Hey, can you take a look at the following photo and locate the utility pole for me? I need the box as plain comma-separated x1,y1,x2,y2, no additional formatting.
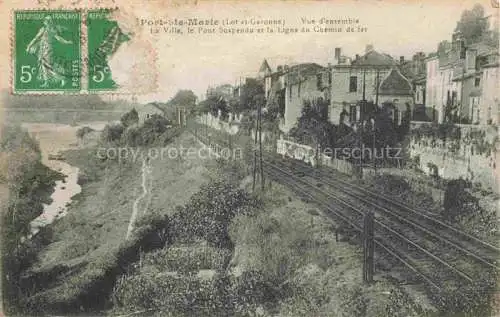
358,68,367,179
363,210,375,284
252,107,259,191
252,99,265,192
374,69,380,173
362,68,367,102
459,66,465,125
258,100,264,191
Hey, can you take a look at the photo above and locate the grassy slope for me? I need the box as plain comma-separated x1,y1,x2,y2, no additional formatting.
107,156,435,316
23,132,211,310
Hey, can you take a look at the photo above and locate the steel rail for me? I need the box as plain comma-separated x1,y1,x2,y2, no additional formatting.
189,127,492,287
264,165,443,291
273,156,500,271
264,160,475,283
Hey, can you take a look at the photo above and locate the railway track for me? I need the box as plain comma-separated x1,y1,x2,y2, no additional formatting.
268,157,499,270
188,125,499,293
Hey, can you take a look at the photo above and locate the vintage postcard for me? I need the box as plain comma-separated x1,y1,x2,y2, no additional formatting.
0,0,499,316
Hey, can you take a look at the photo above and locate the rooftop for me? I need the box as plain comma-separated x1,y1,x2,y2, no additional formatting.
349,50,397,67
379,68,413,96
259,59,272,75
285,63,327,85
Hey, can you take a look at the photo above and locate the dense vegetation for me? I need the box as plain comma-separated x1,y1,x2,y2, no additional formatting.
0,125,64,315
101,110,177,147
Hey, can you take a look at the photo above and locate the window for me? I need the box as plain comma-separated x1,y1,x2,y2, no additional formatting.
474,77,481,87
289,86,292,99
349,76,358,92
476,56,488,70
328,72,332,86
298,83,301,98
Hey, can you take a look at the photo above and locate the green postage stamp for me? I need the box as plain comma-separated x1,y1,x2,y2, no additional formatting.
13,10,81,93
87,9,130,91
12,8,131,93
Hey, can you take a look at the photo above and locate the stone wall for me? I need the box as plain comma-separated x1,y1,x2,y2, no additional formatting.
196,113,242,135
276,138,354,174
408,124,498,192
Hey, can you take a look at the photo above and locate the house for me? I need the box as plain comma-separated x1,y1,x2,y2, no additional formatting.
479,49,499,125
452,43,499,125
206,84,234,101
282,63,329,133
377,68,414,125
424,33,466,123
425,28,499,125
138,103,166,124
330,45,413,124
263,63,286,117
424,53,442,122
257,60,330,133
400,52,428,120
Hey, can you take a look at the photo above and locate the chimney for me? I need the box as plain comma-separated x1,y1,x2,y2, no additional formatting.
334,47,341,61
355,54,360,60
400,56,405,64
365,44,374,53
284,65,289,72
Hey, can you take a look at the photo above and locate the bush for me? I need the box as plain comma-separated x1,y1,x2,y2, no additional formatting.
120,125,142,147
101,123,124,143
141,242,231,273
373,174,411,194
169,180,260,249
443,179,480,222
120,109,139,128
112,271,228,314
120,115,176,147
230,270,276,313
76,126,95,139
338,284,368,317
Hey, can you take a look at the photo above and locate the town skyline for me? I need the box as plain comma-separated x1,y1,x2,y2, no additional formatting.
129,0,498,104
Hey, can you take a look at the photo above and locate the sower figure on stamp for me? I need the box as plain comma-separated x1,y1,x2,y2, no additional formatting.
26,16,73,88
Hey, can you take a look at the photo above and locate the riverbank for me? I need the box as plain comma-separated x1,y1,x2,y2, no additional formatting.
0,124,66,315
21,123,109,237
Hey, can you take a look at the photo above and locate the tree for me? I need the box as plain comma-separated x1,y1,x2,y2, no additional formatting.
373,103,398,148
101,123,124,143
289,98,336,150
239,78,265,112
455,4,489,45
139,114,172,145
120,108,139,127
167,90,197,113
227,96,243,114
200,94,229,119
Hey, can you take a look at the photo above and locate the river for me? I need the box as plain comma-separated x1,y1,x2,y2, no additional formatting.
21,122,110,237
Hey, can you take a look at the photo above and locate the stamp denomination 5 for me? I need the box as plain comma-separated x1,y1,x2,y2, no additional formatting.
13,10,81,93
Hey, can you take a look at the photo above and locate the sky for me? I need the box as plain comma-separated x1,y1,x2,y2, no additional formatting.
0,0,498,106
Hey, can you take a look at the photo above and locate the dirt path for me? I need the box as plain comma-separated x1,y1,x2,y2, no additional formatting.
126,158,152,239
